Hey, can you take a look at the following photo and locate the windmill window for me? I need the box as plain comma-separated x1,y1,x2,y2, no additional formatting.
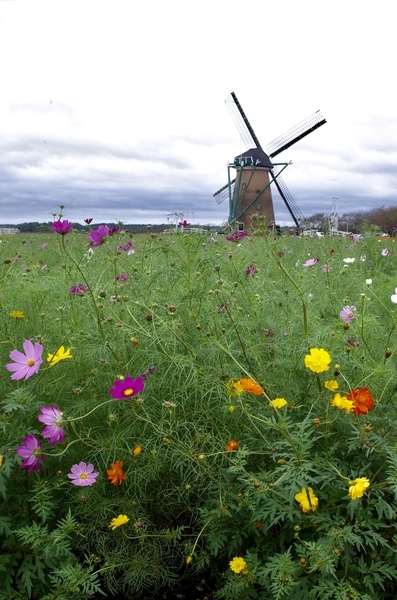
242,183,246,190
256,203,262,211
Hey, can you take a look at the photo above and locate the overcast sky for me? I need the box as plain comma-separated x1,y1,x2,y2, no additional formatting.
1,0,396,226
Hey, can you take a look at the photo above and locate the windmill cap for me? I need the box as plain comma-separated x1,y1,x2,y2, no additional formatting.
233,148,273,169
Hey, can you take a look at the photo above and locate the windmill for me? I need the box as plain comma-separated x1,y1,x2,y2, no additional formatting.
214,92,327,231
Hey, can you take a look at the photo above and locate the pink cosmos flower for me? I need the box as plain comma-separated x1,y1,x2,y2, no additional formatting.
51,219,73,235
38,405,65,445
245,264,258,276
109,376,145,400
340,305,356,323
67,462,99,486
109,226,120,235
41,243,48,249
117,242,134,252
226,231,247,242
69,284,88,296
303,258,319,267
17,434,46,473
88,225,110,247
115,273,129,281
179,220,191,227
382,248,389,256
84,218,93,224
6,340,43,380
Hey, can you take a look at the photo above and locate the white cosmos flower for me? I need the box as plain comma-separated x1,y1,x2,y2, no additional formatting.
365,279,372,285
343,258,355,263
391,288,397,304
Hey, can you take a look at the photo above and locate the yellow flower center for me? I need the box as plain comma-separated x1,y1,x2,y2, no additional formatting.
27,359,35,367
124,388,133,396
79,473,88,479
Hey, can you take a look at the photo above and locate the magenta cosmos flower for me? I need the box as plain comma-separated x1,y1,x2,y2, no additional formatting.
245,264,258,276
179,220,191,227
67,462,99,486
6,340,43,380
340,305,357,323
51,219,73,235
17,434,46,473
69,284,88,296
87,225,110,247
38,405,65,445
115,273,128,281
109,376,145,399
117,241,134,252
226,231,247,242
84,218,93,224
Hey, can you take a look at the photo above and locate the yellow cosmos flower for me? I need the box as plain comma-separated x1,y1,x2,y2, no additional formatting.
133,445,142,457
9,310,25,319
229,556,247,574
304,348,331,373
324,379,339,391
330,393,354,413
47,346,73,366
348,477,370,500
109,514,129,530
269,398,288,409
226,379,244,396
294,487,319,512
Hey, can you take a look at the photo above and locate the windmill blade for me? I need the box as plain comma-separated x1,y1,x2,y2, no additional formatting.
267,110,326,158
213,180,235,204
271,166,306,229
225,92,263,150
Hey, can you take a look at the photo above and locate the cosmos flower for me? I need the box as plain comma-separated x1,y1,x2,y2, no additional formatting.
115,273,129,281
17,434,46,473
109,226,120,235
109,514,129,530
324,380,339,392
303,258,319,267
9,310,25,319
41,243,48,249
109,376,145,399
269,398,287,409
365,279,372,285
360,254,366,262
245,264,258,276
304,348,331,373
107,460,126,485
47,346,73,366
6,340,43,380
343,257,355,264
229,557,247,574
84,218,93,224
87,225,110,247
391,288,397,304
117,242,134,252
294,487,319,512
67,462,99,486
239,378,264,395
339,306,356,323
133,445,142,457
178,220,191,227
69,284,87,296
329,393,354,413
348,477,370,500
225,440,239,452
381,248,389,256
38,405,65,444
226,379,244,396
51,219,73,235
226,231,247,242
347,387,374,415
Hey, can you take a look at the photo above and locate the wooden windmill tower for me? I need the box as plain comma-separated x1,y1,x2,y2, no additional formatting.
214,92,327,231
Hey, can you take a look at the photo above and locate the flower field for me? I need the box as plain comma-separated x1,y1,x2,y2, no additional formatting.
2,214,397,599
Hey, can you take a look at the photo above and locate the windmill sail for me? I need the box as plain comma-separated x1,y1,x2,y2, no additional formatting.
213,179,235,204
271,167,306,228
225,92,262,150
266,110,326,158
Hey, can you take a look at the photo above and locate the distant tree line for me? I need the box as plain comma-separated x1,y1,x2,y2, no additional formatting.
306,205,397,235
0,222,177,234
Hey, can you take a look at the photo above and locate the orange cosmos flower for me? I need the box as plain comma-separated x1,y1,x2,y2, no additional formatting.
239,378,264,395
107,460,126,485
347,387,374,415
133,445,142,457
225,440,239,452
